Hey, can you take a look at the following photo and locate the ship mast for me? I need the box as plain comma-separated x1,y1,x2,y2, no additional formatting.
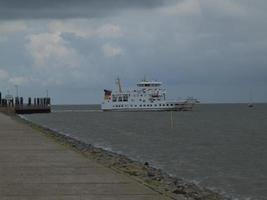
116,77,122,93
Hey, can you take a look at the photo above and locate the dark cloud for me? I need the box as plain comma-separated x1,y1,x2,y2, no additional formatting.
0,0,167,19
1,0,267,103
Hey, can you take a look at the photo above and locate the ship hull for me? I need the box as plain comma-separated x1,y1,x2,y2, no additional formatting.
101,102,194,112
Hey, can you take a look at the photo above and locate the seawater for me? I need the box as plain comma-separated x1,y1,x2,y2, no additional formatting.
23,104,267,200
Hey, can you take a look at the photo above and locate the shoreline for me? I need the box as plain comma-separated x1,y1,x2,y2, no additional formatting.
15,114,229,200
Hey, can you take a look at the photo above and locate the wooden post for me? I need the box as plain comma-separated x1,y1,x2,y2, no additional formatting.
170,111,174,128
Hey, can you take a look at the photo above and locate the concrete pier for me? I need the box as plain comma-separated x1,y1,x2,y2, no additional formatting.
0,113,169,200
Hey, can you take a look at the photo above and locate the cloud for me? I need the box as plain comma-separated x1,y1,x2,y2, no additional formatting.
0,21,28,33
0,0,166,19
0,0,267,103
25,32,81,68
48,20,123,38
0,68,30,86
0,69,9,80
159,0,246,17
97,24,123,38
0,36,8,43
102,43,123,57
8,76,29,86
201,0,246,17
160,0,201,16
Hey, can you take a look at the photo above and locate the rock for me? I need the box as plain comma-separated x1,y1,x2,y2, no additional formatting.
144,161,149,166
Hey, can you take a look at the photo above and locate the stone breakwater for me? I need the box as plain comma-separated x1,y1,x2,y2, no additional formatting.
18,116,230,200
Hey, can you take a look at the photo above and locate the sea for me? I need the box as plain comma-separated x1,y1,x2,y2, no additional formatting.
22,104,267,200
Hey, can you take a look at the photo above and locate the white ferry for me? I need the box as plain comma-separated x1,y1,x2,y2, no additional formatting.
101,78,198,111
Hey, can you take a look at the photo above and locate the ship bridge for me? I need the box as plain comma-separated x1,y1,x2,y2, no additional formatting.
137,81,162,87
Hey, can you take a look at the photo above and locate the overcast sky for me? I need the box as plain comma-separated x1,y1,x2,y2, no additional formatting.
0,0,266,104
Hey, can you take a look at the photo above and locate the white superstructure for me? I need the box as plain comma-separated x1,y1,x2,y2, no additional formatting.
101,78,198,111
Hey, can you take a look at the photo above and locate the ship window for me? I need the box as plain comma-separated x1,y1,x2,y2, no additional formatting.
112,95,117,102
118,96,122,102
139,99,142,101
171,104,173,106
163,104,165,106
140,105,142,107
159,104,161,106
123,95,128,102
135,105,137,107
155,104,157,106
167,104,169,106
143,104,146,107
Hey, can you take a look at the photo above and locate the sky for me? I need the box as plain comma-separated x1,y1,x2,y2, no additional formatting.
0,0,267,104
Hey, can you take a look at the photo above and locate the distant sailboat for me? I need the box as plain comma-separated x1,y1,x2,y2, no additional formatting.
248,90,254,108
248,103,254,108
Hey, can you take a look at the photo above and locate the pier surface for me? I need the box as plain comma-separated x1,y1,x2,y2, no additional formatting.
0,113,169,200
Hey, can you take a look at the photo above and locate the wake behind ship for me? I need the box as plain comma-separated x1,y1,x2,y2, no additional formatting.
101,78,198,111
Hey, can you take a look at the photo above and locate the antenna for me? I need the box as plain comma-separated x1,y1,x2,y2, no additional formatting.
143,75,147,82
46,89,49,98
116,77,122,93
15,85,18,97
